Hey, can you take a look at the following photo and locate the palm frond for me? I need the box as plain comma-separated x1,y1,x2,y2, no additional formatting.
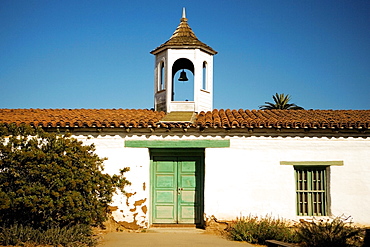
259,93,304,110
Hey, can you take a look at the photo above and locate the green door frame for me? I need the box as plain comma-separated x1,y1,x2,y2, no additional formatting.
150,148,205,227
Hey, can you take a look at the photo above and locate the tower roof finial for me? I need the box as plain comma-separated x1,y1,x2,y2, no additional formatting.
182,7,186,19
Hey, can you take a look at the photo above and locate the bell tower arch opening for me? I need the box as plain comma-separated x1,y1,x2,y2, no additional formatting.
160,61,165,91
202,61,207,90
172,58,194,101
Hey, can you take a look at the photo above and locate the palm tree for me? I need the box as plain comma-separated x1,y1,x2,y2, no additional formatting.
259,93,304,110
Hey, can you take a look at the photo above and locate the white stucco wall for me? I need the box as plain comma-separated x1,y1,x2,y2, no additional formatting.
205,136,370,225
74,133,370,227
75,134,151,229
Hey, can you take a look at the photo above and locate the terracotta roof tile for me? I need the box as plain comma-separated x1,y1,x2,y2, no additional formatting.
195,109,370,130
0,108,370,131
0,109,165,128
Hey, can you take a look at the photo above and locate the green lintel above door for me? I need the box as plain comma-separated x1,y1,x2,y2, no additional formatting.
125,140,230,148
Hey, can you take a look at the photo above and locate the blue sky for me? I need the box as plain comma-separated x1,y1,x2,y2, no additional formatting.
1,0,369,110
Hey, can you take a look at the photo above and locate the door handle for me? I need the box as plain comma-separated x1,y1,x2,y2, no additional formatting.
178,187,183,191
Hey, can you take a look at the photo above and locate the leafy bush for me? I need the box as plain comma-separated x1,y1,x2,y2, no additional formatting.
297,216,364,247
0,223,96,246
227,215,298,244
0,124,130,230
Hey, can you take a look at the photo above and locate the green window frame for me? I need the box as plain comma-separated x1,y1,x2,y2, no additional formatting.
295,166,328,216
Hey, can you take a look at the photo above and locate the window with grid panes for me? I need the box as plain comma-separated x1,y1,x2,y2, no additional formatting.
295,166,328,216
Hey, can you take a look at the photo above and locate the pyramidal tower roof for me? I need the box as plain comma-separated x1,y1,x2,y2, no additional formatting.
151,8,217,55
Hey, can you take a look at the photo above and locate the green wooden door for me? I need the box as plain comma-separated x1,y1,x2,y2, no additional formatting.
152,155,203,224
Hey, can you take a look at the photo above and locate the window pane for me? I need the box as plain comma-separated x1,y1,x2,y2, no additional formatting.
295,167,327,216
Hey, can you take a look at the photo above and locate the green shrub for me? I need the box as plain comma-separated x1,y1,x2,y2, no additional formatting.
0,223,97,246
297,216,364,247
227,215,298,244
0,124,130,230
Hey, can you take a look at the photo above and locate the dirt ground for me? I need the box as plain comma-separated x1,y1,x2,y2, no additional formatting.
95,219,263,247
96,230,258,247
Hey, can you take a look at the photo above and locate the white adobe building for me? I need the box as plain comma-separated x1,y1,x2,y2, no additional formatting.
1,9,370,229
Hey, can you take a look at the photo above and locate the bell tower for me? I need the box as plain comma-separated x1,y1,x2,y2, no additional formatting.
151,8,217,113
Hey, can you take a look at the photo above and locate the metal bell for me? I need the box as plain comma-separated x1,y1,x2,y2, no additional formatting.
178,70,188,81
